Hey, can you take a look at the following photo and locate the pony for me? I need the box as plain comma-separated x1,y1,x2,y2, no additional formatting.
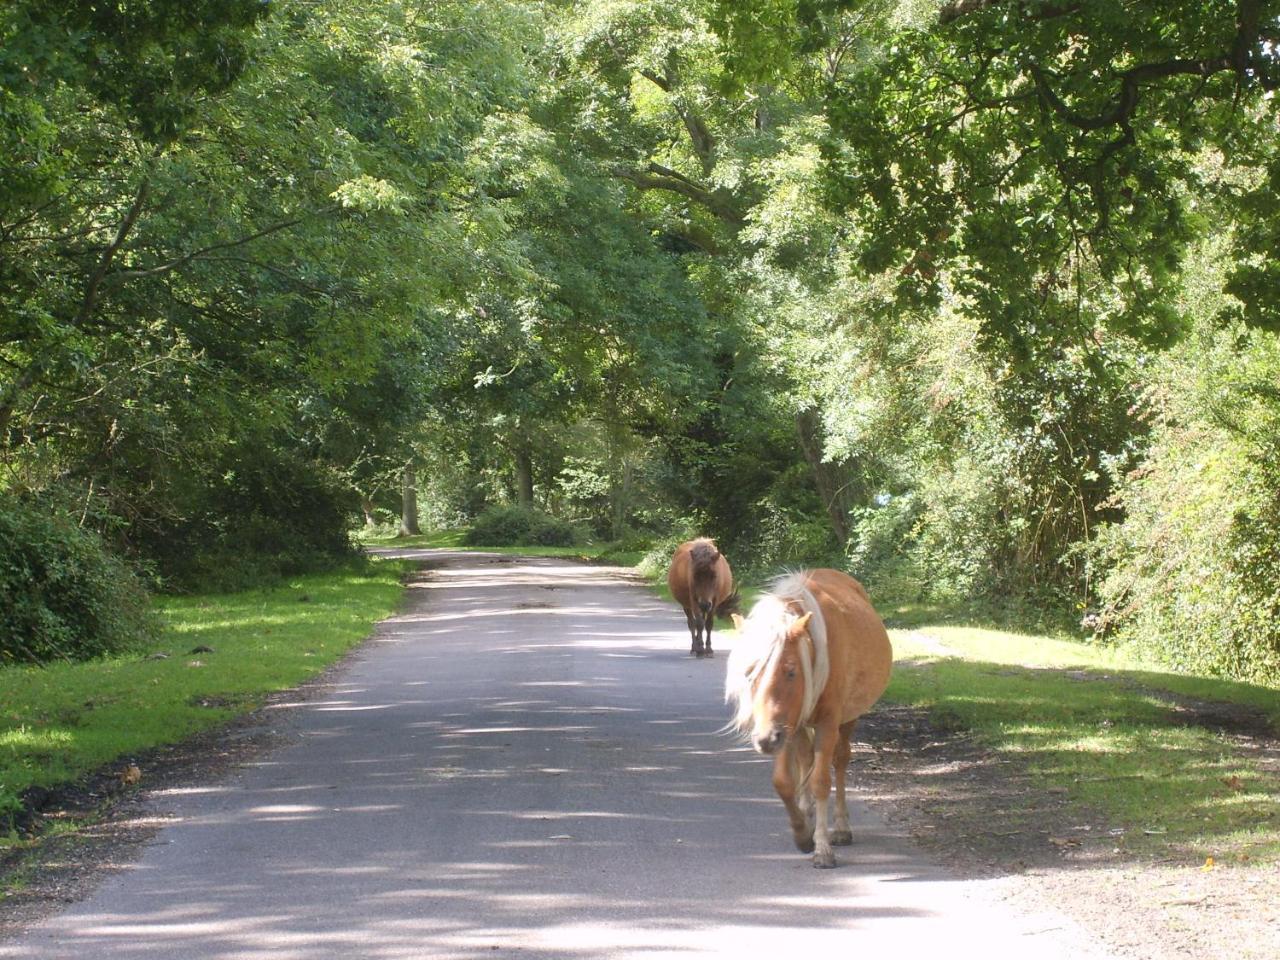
667,538,738,658
724,569,892,868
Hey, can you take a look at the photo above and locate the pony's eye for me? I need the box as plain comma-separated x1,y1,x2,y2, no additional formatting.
785,668,797,680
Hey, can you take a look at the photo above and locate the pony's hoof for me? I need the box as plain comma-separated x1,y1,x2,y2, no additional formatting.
831,829,853,846
812,850,837,869
703,648,714,658
794,835,816,854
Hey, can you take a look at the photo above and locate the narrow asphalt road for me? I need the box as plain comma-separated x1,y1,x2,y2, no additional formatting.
3,551,1113,959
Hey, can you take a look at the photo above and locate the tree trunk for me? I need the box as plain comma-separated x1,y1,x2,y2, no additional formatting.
514,443,534,508
795,408,857,548
399,462,420,536
611,454,633,542
607,420,634,541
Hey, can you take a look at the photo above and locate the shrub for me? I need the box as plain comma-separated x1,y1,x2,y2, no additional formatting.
132,446,357,592
848,493,928,604
1094,423,1280,685
636,519,704,579
0,500,156,663
463,505,579,547
1092,324,1280,685
733,495,838,580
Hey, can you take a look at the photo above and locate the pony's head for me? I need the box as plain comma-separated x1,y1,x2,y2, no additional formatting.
688,541,723,617
724,577,828,755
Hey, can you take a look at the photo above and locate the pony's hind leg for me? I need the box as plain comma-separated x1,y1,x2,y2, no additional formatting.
830,720,857,846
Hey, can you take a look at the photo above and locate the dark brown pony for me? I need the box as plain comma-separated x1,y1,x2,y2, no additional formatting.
667,538,738,658
724,569,892,868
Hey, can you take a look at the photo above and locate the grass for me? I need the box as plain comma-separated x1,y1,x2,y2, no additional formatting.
886,624,1280,863
1,557,413,845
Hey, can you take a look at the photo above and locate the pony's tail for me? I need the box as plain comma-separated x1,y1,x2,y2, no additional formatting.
715,589,741,621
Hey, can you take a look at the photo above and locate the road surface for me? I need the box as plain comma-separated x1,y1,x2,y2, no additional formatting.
2,551,1112,959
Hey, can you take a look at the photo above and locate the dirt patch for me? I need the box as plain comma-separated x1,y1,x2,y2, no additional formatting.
1135,685,1279,742
854,704,1111,873
854,700,1280,960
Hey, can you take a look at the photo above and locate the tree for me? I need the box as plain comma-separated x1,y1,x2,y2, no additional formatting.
712,0,1280,347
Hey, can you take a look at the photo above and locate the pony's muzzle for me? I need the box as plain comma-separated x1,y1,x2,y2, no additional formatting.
754,727,787,755
698,600,713,615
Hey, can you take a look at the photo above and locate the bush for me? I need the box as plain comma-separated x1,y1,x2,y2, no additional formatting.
733,495,838,580
1092,323,1280,685
132,446,358,592
636,520,704,579
463,505,579,547
0,500,156,663
1094,422,1280,685
848,493,928,604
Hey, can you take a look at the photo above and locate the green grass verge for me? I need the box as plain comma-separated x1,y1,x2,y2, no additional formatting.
1,558,414,843
888,626,1280,863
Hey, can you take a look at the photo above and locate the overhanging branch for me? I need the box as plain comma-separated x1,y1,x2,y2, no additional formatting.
613,162,745,226
105,216,310,284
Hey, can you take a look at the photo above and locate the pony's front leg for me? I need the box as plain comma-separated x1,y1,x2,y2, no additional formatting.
703,613,714,657
771,743,814,853
830,720,857,846
684,610,702,657
809,721,840,868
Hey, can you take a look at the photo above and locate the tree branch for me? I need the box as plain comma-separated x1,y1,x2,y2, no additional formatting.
612,162,745,225
638,68,670,92
1021,0,1274,134
74,176,151,327
1030,52,1245,135
105,216,309,284
638,63,716,173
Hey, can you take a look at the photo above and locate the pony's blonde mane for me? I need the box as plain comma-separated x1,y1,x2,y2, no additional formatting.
724,571,830,736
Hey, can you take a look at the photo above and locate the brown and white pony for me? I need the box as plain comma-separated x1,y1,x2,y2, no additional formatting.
667,538,738,658
724,569,892,868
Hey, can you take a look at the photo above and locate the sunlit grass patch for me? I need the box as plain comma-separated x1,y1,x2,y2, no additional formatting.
884,625,1280,863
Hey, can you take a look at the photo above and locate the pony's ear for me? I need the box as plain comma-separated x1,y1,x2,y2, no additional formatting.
731,613,745,631
788,612,813,638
